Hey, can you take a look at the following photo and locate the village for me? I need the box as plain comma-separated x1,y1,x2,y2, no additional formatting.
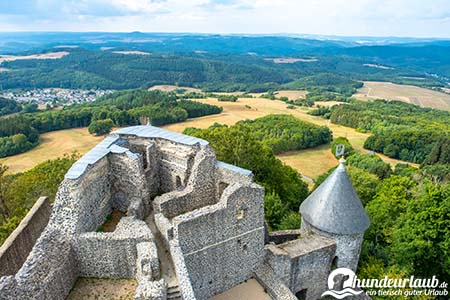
1,88,113,106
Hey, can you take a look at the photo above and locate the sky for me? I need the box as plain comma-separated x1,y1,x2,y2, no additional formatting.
0,0,450,37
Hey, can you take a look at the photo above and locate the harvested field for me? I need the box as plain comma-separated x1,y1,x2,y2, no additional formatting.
353,81,450,111
112,51,150,55
164,97,418,179
265,57,318,63
0,128,103,174
278,144,337,180
2,95,417,178
275,90,308,100
0,51,69,64
148,85,202,93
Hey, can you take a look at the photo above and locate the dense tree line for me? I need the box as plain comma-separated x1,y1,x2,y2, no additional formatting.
1,47,444,93
88,119,114,136
217,95,238,102
283,73,363,102
237,115,332,154
183,122,309,231
0,153,78,244
329,100,450,164
0,97,22,116
314,140,450,290
0,90,222,158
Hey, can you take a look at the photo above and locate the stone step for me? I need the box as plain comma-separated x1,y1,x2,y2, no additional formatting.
167,285,181,300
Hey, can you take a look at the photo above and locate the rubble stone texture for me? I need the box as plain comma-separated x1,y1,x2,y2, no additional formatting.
0,125,369,300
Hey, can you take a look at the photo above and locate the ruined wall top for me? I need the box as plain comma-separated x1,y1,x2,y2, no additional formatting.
65,125,210,180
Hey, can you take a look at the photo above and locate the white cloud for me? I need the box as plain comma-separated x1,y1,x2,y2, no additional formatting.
0,0,449,37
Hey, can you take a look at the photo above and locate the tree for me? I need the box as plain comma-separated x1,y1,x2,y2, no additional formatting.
264,192,288,230
391,182,450,279
23,103,39,113
88,119,114,136
346,152,392,179
278,212,301,230
364,176,415,262
0,154,78,245
331,136,354,158
0,164,11,220
347,166,380,205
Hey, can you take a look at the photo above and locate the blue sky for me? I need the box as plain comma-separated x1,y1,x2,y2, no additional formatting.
1,0,450,37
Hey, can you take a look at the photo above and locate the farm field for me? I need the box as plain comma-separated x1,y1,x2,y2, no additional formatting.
1,95,418,178
148,85,202,93
0,128,103,174
274,90,308,100
0,51,69,64
163,97,417,179
353,81,450,111
278,144,337,180
112,50,150,55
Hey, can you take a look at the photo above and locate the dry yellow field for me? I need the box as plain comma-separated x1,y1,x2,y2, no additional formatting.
164,97,418,179
274,90,308,100
353,81,450,111
1,95,418,178
0,51,69,64
112,50,150,55
148,85,202,93
278,144,337,179
0,128,103,174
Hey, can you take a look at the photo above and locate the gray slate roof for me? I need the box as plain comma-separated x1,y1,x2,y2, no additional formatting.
300,161,370,234
114,125,209,146
65,125,209,180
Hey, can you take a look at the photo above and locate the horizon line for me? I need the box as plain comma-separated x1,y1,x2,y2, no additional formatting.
0,31,449,40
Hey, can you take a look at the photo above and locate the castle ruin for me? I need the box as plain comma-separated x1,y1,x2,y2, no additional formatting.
0,125,370,300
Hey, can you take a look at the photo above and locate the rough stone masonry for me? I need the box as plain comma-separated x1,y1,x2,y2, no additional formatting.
0,125,370,300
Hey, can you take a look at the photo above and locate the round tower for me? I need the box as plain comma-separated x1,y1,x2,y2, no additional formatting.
299,158,370,271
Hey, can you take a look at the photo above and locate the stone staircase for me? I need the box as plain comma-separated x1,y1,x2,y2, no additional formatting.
167,285,182,300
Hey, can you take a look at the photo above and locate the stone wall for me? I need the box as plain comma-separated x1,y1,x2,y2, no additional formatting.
0,196,51,277
301,220,363,272
154,146,217,219
172,183,265,299
267,229,303,245
265,233,336,300
125,135,200,194
0,228,78,300
109,149,150,218
51,157,112,235
254,263,298,300
74,217,153,278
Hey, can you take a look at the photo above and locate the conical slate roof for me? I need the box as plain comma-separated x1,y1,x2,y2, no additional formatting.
300,159,370,234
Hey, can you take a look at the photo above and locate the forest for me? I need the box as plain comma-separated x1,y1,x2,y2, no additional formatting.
0,45,447,93
0,153,79,244
0,90,222,158
328,100,450,164
184,121,449,291
0,97,22,116
236,115,332,154
310,139,450,292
